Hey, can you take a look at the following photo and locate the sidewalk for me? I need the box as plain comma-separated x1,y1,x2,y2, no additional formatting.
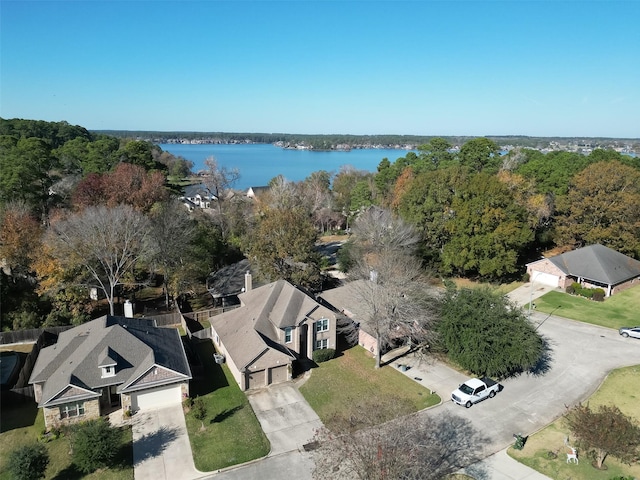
382,349,552,480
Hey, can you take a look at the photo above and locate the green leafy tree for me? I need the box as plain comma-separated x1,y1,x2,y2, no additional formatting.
458,137,500,173
441,173,533,278
565,404,640,470
192,396,208,429
7,442,49,480
516,150,591,196
244,206,321,290
437,286,544,378
416,137,454,170
119,139,158,170
396,166,470,267
555,160,640,257
0,136,58,218
71,418,121,473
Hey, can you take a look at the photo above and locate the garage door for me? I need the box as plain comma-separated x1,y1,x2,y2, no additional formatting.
532,272,560,287
130,384,182,411
246,370,265,390
268,365,288,385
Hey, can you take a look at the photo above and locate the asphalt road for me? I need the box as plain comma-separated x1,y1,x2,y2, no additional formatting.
203,311,640,479
421,311,640,455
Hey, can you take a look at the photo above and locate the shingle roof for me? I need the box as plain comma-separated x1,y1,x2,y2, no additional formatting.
549,244,640,285
320,279,375,334
210,280,326,370
29,316,191,407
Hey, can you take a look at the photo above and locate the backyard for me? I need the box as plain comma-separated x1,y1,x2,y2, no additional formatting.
533,285,640,330
299,345,440,429
509,364,640,479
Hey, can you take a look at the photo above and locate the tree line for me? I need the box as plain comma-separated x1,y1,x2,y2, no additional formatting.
1,118,640,332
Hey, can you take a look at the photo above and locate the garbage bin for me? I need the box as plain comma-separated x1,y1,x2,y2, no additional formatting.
214,354,225,364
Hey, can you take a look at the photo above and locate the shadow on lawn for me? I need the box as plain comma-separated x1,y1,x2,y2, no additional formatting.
0,401,38,433
211,405,244,424
191,339,229,396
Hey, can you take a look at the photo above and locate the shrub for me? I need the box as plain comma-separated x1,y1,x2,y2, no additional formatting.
312,348,336,363
565,285,575,295
522,272,530,283
7,442,49,480
593,288,605,302
71,418,121,473
192,396,207,422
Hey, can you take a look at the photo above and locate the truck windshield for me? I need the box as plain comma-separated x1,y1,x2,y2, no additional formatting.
459,383,474,395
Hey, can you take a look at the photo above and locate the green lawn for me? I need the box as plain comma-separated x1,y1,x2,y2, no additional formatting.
509,365,640,479
299,346,440,429
532,286,640,330
185,340,269,471
0,404,133,480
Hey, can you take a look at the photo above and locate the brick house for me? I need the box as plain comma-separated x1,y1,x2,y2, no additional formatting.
29,316,191,429
210,278,338,390
526,244,640,297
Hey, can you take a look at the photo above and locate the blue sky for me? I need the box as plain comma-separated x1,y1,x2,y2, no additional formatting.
1,0,639,137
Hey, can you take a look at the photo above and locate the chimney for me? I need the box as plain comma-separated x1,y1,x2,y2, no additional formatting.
244,271,252,292
124,299,134,318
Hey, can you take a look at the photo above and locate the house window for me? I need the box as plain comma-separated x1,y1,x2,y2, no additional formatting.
315,318,329,333
284,327,292,343
59,402,85,419
316,339,328,350
101,365,115,378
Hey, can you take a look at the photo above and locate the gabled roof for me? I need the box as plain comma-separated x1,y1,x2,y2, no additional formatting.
211,280,327,370
29,316,191,407
182,184,216,199
548,244,640,285
319,279,375,334
246,186,270,198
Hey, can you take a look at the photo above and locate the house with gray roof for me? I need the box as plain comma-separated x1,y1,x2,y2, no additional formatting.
526,244,640,297
29,316,191,429
211,279,338,390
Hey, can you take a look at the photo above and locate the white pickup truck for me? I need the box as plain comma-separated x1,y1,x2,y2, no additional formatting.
451,377,500,408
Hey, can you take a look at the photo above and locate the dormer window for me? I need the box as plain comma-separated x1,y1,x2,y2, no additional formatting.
99,347,118,378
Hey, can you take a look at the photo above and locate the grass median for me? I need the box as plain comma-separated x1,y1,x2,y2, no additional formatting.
508,365,640,479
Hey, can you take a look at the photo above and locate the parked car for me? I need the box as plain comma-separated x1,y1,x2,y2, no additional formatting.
619,327,640,339
451,377,500,408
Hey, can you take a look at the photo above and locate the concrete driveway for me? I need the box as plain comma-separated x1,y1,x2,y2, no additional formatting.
246,382,323,456
132,404,201,480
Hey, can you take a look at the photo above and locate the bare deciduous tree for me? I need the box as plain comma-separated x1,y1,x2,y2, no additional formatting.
149,198,196,309
341,207,438,368
312,403,488,480
202,156,240,239
46,204,153,315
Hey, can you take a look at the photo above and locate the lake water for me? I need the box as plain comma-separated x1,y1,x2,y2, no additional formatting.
158,143,412,190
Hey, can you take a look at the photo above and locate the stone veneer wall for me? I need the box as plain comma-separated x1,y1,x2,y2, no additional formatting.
43,398,100,429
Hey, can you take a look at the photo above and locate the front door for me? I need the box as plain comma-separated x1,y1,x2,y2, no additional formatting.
109,385,121,407
299,324,309,358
